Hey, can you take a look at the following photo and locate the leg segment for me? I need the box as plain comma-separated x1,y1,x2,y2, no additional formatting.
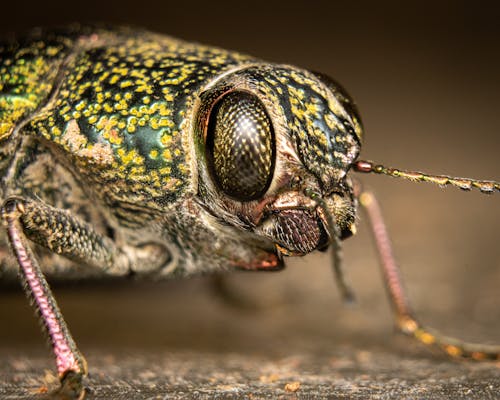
1,196,170,397
8,196,129,275
2,198,87,397
359,190,500,360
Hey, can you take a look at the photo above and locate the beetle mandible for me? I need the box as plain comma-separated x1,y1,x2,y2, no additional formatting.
1,26,499,398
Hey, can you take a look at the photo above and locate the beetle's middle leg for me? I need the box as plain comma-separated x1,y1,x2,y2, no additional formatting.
1,196,170,397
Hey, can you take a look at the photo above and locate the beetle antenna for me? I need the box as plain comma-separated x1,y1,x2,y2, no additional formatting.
353,160,500,194
304,189,356,304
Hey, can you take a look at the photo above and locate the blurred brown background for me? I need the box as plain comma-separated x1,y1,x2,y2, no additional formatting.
0,1,499,398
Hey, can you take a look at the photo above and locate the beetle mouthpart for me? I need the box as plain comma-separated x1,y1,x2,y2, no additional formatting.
304,189,357,303
259,209,327,255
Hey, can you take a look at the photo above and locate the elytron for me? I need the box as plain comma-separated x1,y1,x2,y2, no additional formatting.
1,25,498,398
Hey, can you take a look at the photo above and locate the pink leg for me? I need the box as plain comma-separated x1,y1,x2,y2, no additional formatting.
359,190,500,360
2,198,86,398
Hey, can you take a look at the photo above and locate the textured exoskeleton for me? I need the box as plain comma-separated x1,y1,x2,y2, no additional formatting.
1,26,498,399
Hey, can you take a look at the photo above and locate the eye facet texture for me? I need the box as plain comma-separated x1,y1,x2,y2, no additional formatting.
207,91,275,201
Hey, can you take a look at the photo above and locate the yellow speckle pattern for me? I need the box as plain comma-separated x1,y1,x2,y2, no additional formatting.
2,27,254,207
0,32,71,140
1,27,362,209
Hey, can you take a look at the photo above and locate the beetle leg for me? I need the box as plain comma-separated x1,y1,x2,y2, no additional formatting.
0,196,170,397
359,190,500,360
1,197,87,398
2,196,172,275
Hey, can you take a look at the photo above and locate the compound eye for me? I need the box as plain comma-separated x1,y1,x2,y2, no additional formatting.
206,91,275,201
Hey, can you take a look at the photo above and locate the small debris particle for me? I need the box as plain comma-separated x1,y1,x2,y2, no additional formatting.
34,386,48,394
259,373,280,383
215,385,239,392
284,381,301,392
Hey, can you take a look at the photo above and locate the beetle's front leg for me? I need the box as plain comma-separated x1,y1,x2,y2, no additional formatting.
1,198,88,399
0,196,170,398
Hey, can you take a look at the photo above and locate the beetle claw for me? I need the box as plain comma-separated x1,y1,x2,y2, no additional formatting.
45,370,85,400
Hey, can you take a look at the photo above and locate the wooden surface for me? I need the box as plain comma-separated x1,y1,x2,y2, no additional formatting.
1,346,499,399
0,249,499,399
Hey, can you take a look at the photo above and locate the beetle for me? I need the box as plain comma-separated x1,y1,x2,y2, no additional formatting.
1,25,499,399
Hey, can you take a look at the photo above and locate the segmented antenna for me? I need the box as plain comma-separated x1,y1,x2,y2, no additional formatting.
354,160,500,194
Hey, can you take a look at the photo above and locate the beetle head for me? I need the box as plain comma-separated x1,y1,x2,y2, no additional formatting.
194,65,363,259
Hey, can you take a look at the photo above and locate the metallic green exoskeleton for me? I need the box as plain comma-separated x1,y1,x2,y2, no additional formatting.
0,26,361,278
1,26,499,398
